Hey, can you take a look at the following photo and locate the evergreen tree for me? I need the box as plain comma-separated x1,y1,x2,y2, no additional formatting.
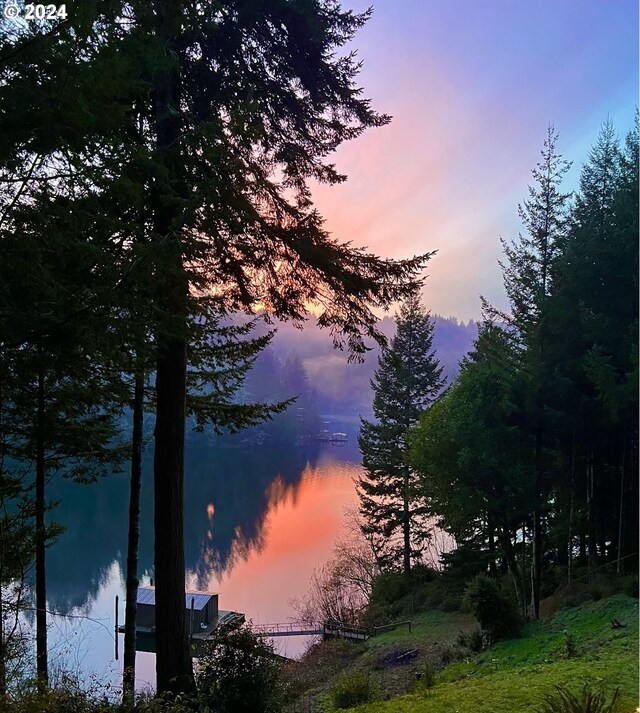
120,305,279,702
0,442,34,699
357,288,444,573
546,118,638,579
0,180,131,687
487,126,572,618
3,0,430,693
132,2,430,691
498,125,572,337
409,323,534,614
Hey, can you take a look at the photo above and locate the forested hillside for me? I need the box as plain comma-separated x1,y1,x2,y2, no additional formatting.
244,314,477,416
409,122,638,610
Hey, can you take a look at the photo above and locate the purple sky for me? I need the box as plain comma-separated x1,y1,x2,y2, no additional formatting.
311,0,638,321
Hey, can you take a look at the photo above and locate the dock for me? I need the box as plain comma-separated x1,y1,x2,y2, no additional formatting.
116,587,372,656
116,586,245,657
253,620,368,641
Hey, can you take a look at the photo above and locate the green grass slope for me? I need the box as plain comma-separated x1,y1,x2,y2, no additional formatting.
350,595,638,713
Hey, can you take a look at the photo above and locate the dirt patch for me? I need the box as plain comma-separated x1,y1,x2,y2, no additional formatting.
379,648,421,668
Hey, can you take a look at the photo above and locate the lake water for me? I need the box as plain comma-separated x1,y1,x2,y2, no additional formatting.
41,416,364,692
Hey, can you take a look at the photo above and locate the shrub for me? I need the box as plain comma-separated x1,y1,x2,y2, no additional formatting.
360,601,389,629
3,689,117,713
458,628,484,652
136,692,198,713
370,571,408,608
417,661,435,691
331,671,374,709
196,625,283,713
410,564,438,585
564,631,577,658
589,585,603,601
440,596,462,613
464,575,522,642
622,574,638,598
538,685,619,713
440,645,458,665
440,542,493,580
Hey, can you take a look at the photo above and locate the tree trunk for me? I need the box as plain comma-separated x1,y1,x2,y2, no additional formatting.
0,574,5,699
520,522,528,617
402,473,411,575
531,430,542,619
578,533,586,567
598,528,607,566
616,434,626,576
587,452,598,577
567,431,575,585
487,514,497,576
122,364,144,703
0,384,5,698
152,0,195,695
35,366,48,689
498,528,524,616
0,597,4,700
154,337,192,693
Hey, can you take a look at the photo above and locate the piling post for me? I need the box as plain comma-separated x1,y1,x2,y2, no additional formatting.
114,595,119,661
189,597,195,644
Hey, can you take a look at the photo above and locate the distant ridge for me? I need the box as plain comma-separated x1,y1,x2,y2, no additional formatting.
243,313,477,415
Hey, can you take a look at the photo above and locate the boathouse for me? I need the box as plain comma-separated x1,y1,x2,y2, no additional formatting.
136,586,219,632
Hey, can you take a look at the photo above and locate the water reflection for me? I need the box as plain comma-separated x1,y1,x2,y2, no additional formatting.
190,457,361,628
44,420,363,683
185,441,327,586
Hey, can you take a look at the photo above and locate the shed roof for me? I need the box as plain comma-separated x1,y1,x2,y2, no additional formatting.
136,586,217,612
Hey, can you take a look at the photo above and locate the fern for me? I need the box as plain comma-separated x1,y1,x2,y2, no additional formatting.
539,685,619,713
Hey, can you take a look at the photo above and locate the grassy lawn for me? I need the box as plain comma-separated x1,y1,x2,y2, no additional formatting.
339,595,638,713
364,610,476,650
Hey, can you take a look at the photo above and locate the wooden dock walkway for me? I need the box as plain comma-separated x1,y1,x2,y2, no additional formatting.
253,620,368,641
252,622,323,637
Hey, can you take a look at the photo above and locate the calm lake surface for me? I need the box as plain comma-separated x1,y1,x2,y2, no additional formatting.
43,415,363,692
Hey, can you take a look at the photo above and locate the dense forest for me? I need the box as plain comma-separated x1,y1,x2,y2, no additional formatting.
358,123,638,617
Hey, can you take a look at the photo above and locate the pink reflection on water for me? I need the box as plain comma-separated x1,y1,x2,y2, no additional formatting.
187,454,362,657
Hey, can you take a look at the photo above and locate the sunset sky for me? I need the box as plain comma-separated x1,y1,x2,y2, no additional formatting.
311,0,638,322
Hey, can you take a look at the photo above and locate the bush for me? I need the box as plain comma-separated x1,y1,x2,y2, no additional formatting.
538,685,619,713
136,692,198,713
440,596,462,613
360,601,389,629
417,661,435,691
464,575,522,642
564,631,577,658
196,625,283,713
331,671,374,709
622,574,638,598
458,628,484,652
440,645,456,665
370,571,408,608
589,585,603,601
440,542,493,580
3,689,117,713
409,564,438,585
